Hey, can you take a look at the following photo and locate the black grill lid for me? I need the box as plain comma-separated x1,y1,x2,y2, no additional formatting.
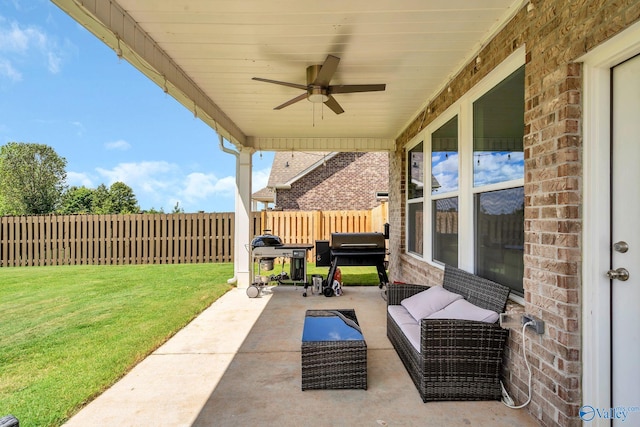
251,234,283,248
330,232,385,249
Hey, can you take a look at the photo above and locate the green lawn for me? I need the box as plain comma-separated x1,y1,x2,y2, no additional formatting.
306,265,384,286
0,263,234,427
0,262,381,427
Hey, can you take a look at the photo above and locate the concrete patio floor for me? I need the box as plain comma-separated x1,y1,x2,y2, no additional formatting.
64,285,539,427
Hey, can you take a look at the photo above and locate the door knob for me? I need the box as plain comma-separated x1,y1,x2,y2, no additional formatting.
613,241,629,253
606,267,630,281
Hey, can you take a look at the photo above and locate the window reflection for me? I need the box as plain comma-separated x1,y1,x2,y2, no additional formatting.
474,187,524,295
473,151,524,186
473,65,524,187
432,116,458,194
408,142,423,199
433,197,458,266
408,202,423,255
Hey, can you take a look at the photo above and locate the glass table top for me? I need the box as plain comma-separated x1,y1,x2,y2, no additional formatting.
302,309,364,342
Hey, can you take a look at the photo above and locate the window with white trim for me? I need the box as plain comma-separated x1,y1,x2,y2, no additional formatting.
406,51,525,296
407,142,423,256
431,116,459,267
472,65,524,295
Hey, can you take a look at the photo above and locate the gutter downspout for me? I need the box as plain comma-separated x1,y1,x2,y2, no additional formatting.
219,134,239,286
219,133,240,158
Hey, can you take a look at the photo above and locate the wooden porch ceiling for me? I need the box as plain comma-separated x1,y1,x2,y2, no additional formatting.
51,0,526,152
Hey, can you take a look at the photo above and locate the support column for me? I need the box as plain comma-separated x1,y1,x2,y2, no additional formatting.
234,147,253,288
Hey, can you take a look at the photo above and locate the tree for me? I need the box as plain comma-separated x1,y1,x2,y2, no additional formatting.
57,182,140,214
144,207,165,214
0,142,67,214
109,182,139,214
171,201,184,214
91,184,111,214
58,186,95,214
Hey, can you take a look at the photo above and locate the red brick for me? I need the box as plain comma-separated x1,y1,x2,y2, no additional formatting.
391,2,639,425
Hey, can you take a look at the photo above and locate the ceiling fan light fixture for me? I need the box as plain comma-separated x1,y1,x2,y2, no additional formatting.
308,87,329,103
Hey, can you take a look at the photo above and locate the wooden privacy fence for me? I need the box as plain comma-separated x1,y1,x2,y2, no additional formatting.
0,213,237,267
0,203,387,267
259,202,388,260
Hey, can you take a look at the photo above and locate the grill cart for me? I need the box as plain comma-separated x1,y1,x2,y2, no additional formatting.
247,231,313,298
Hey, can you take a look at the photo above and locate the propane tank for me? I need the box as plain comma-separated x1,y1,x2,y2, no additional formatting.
334,267,342,285
333,267,343,296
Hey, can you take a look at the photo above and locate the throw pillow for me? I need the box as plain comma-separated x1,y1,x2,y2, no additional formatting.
426,298,500,323
400,285,463,321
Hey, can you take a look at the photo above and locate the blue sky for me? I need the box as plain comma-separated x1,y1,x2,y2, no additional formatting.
0,0,273,213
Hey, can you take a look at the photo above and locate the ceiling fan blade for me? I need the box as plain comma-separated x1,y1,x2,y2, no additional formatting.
252,77,307,91
313,55,340,86
274,92,308,110
324,95,345,115
330,84,386,94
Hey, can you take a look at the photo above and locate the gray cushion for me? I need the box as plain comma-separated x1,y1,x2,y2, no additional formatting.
400,285,463,321
399,322,421,353
426,298,500,323
388,305,419,326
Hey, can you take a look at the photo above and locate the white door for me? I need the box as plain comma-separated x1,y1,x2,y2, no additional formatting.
611,53,640,423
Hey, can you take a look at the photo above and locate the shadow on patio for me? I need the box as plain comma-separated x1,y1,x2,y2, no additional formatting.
64,285,539,427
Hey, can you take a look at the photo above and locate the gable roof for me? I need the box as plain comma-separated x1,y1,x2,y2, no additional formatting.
267,152,337,188
252,186,274,203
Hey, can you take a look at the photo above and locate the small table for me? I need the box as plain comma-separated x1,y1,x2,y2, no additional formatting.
301,309,367,390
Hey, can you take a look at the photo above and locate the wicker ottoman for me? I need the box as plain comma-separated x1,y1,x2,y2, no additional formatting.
301,309,367,390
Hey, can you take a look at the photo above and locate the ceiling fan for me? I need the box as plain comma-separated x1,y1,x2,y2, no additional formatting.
252,55,386,115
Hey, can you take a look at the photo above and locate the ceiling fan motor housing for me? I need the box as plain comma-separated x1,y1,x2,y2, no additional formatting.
306,64,323,85
252,55,385,114
306,65,329,102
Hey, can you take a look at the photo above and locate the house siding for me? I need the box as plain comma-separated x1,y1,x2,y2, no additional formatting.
275,152,388,211
391,1,640,426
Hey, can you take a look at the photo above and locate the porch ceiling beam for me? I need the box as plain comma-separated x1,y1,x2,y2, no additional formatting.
246,137,395,153
51,0,247,148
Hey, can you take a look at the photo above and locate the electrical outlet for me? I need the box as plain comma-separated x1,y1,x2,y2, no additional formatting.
522,314,545,334
499,313,521,329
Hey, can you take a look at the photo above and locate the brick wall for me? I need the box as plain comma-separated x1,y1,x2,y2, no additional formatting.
390,1,640,426
275,152,388,211
387,147,404,283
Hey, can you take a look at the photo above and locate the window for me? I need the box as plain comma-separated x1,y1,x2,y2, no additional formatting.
473,66,525,187
433,197,458,266
472,65,525,295
431,116,459,266
475,188,524,291
407,142,423,255
412,53,525,296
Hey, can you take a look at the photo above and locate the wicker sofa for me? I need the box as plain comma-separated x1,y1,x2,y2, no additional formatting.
386,264,510,402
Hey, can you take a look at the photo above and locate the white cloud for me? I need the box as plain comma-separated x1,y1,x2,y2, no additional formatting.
104,139,131,151
180,172,234,203
70,161,270,213
432,153,459,193
0,19,68,79
473,152,524,186
252,166,271,191
94,161,235,212
46,49,61,73
0,57,21,81
66,171,94,188
96,161,178,193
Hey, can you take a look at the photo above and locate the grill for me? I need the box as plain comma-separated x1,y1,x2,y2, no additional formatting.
330,232,385,250
248,231,312,298
314,231,389,296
